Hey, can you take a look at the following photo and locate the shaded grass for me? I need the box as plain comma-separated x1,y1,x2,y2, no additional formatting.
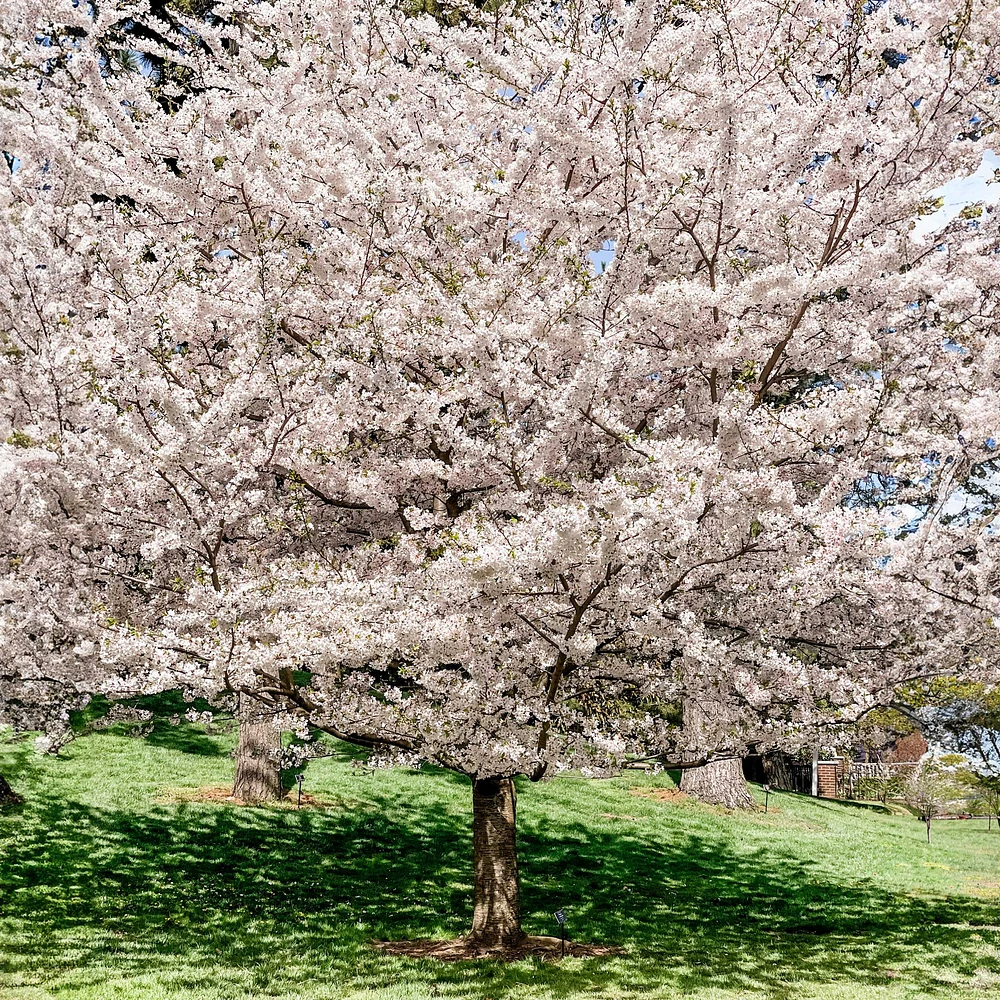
1,729,999,999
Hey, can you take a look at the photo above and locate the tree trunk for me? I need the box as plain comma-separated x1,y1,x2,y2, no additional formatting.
679,695,756,809
681,756,757,809
0,772,21,806
232,695,282,803
469,776,525,953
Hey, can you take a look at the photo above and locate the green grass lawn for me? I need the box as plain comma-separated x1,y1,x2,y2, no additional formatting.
1,722,999,1000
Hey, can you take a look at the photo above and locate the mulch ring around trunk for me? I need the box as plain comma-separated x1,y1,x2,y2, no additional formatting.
155,784,343,809
372,935,623,961
629,787,689,803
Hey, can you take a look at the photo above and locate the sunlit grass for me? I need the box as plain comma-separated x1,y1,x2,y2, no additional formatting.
1,723,999,999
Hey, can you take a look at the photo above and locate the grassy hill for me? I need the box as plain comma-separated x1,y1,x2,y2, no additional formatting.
1,722,999,1000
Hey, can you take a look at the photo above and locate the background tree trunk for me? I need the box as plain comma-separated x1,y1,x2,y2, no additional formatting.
232,694,282,803
679,695,756,809
0,772,22,806
681,756,757,809
469,776,524,952
762,751,794,791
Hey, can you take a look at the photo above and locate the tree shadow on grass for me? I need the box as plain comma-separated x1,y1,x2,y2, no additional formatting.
136,691,230,757
141,717,227,757
0,740,46,811
0,785,996,999
520,814,997,996
66,691,229,758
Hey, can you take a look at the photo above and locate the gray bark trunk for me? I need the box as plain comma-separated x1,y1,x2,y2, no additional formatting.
681,756,757,809
680,696,756,809
762,751,793,790
0,772,21,806
469,776,525,952
232,695,282,803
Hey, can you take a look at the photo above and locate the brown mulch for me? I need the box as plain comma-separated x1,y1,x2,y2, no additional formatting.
372,935,623,962
155,784,338,809
629,787,689,803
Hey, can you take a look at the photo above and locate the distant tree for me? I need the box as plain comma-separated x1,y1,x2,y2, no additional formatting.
904,754,967,843
966,774,1000,829
907,681,1000,829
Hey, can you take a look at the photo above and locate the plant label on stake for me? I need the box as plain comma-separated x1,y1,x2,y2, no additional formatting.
296,772,305,808
553,910,566,957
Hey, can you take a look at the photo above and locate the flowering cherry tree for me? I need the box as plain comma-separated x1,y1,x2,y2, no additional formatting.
2,0,999,951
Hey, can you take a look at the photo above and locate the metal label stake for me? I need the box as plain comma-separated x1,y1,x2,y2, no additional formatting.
553,909,566,958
